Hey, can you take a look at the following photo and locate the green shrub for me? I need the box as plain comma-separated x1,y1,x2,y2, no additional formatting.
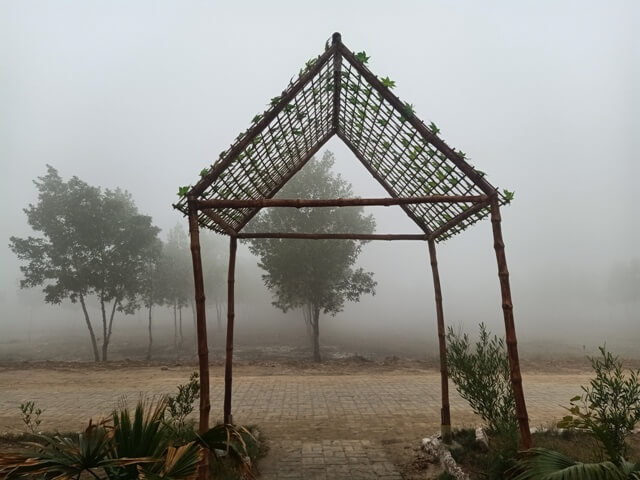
19,401,43,434
446,323,517,439
558,346,640,464
165,372,199,443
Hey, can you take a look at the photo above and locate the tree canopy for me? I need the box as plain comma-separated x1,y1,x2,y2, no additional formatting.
246,150,377,361
10,166,161,361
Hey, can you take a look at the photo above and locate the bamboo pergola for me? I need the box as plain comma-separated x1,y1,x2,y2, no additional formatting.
175,33,530,473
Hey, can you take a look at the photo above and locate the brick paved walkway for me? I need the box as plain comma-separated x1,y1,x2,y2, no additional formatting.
0,366,590,479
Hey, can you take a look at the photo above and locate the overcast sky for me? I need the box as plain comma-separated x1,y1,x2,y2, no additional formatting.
0,1,638,349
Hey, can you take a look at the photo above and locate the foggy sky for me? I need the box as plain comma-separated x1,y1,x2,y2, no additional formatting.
0,1,638,353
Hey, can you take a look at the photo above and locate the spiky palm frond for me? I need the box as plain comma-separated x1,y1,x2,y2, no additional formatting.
198,424,256,465
137,442,203,480
107,397,168,479
0,420,141,479
510,448,636,480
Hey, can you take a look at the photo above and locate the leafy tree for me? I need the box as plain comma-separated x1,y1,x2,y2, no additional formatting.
246,151,377,362
9,166,160,361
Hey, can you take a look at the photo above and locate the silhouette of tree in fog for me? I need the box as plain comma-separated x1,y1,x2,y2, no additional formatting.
140,237,163,360
246,151,377,362
156,225,191,356
10,166,161,362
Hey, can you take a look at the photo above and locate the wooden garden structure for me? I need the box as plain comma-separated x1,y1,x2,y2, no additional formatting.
175,33,531,470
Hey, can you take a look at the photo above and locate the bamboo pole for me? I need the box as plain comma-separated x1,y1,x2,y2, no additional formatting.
187,198,210,480
337,132,432,234
201,209,238,237
189,43,338,198
331,32,342,131
337,43,496,197
490,198,531,449
427,239,452,443
237,232,428,241
234,130,335,233
197,195,487,210
223,236,238,425
429,200,491,241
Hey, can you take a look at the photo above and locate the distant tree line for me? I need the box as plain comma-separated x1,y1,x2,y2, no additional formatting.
11,152,376,363
9,166,227,362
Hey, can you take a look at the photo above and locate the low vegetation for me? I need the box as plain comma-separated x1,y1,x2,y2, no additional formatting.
442,324,640,479
0,373,264,480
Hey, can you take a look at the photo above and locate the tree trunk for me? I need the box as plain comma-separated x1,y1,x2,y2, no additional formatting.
100,297,108,362
147,303,153,361
311,304,321,363
173,303,178,353
216,303,222,331
104,300,117,362
179,305,184,350
190,299,197,354
79,294,100,362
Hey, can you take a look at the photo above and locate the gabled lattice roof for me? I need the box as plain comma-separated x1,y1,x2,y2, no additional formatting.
174,33,511,242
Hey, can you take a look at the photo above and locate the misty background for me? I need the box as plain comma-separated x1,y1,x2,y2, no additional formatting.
0,1,638,361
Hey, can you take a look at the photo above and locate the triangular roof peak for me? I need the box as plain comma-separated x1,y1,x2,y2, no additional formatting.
175,32,510,242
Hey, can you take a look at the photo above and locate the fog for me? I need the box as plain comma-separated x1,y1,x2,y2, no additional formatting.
0,1,638,362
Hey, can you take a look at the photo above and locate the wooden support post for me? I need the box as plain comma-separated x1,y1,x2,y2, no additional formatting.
490,198,532,449
187,198,210,480
427,239,451,443
223,236,238,425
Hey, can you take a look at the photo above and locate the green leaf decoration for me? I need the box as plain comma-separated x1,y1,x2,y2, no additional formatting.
502,189,515,203
355,51,370,64
252,114,262,123
457,150,467,159
380,76,396,89
199,168,209,177
284,104,295,113
177,186,190,197
270,96,281,106
428,122,440,134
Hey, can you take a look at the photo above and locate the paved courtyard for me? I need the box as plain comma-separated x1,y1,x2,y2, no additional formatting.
0,365,590,479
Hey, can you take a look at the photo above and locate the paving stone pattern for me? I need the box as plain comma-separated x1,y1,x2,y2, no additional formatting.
0,367,590,479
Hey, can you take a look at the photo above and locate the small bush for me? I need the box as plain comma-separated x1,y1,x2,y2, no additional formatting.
19,401,43,434
446,323,517,439
165,372,199,442
558,346,640,463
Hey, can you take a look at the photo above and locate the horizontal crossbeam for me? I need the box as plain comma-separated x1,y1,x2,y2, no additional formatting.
197,195,487,210
237,232,428,241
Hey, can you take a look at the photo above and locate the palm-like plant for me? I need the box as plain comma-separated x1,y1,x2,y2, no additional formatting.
0,420,143,479
138,442,203,480
0,400,203,480
198,424,257,475
510,448,640,480
107,398,170,479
